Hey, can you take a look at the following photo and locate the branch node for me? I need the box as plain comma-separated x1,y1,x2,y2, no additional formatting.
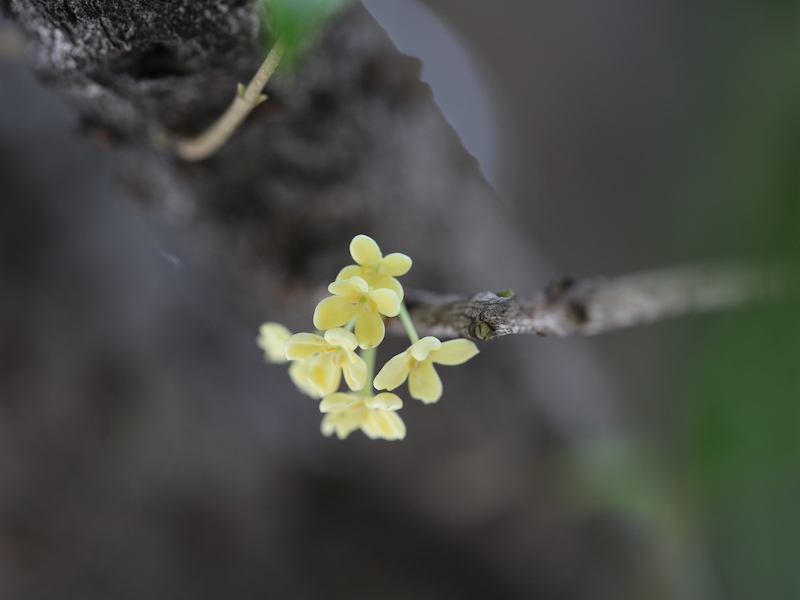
474,321,494,340
545,276,576,304
566,301,589,325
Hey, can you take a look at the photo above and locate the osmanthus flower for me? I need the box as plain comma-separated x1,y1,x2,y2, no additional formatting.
284,328,367,397
319,392,406,440
313,276,400,349
256,322,292,363
336,234,412,301
373,337,479,404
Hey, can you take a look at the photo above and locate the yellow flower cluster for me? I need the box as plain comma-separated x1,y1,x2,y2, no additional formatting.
256,235,479,441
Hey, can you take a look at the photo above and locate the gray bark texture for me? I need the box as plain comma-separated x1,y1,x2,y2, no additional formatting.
1,2,635,598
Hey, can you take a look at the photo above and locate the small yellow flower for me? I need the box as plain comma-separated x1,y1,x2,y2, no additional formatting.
319,392,406,440
336,234,412,301
373,337,479,403
313,276,400,349
256,322,292,363
285,328,367,397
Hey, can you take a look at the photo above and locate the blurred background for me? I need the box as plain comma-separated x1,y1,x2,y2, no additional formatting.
2,1,799,598
376,2,800,596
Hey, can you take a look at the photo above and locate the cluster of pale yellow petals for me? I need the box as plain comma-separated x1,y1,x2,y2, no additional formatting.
374,337,479,403
313,235,411,349
284,329,366,398
257,322,326,398
313,276,400,349
320,392,406,440
258,234,479,442
337,234,412,301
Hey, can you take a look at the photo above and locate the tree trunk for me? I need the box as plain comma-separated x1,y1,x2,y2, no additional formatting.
1,2,632,598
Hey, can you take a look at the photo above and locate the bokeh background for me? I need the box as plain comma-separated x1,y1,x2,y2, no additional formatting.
383,2,800,596
2,1,799,598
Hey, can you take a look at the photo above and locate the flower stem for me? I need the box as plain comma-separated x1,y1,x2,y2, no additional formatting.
398,303,420,344
359,347,376,395
176,39,285,161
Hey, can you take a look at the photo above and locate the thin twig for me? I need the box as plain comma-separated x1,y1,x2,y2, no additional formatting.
176,40,285,161
400,262,792,340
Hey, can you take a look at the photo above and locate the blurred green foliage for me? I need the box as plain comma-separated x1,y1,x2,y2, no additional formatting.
680,3,800,599
689,303,800,600
256,0,355,69
561,3,800,596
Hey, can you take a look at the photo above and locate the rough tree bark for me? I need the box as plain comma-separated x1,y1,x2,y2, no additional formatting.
1,2,638,599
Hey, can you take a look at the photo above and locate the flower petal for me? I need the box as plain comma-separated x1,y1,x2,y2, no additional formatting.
408,359,443,404
373,276,405,303
323,328,358,351
306,354,341,397
350,234,382,265
373,351,412,391
285,332,327,360
432,339,480,365
328,275,369,296
369,288,400,317
313,296,357,330
256,322,292,363
320,413,337,437
365,392,403,411
335,264,363,282
320,392,363,413
409,337,442,362
342,355,367,391
363,410,406,440
381,252,412,276
289,359,322,398
321,408,365,439
354,312,385,349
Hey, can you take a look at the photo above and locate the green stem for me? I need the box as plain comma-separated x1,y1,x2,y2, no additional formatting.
359,347,376,395
398,303,420,344
175,39,285,161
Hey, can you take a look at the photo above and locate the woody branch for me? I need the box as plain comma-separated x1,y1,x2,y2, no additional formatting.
402,263,790,340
